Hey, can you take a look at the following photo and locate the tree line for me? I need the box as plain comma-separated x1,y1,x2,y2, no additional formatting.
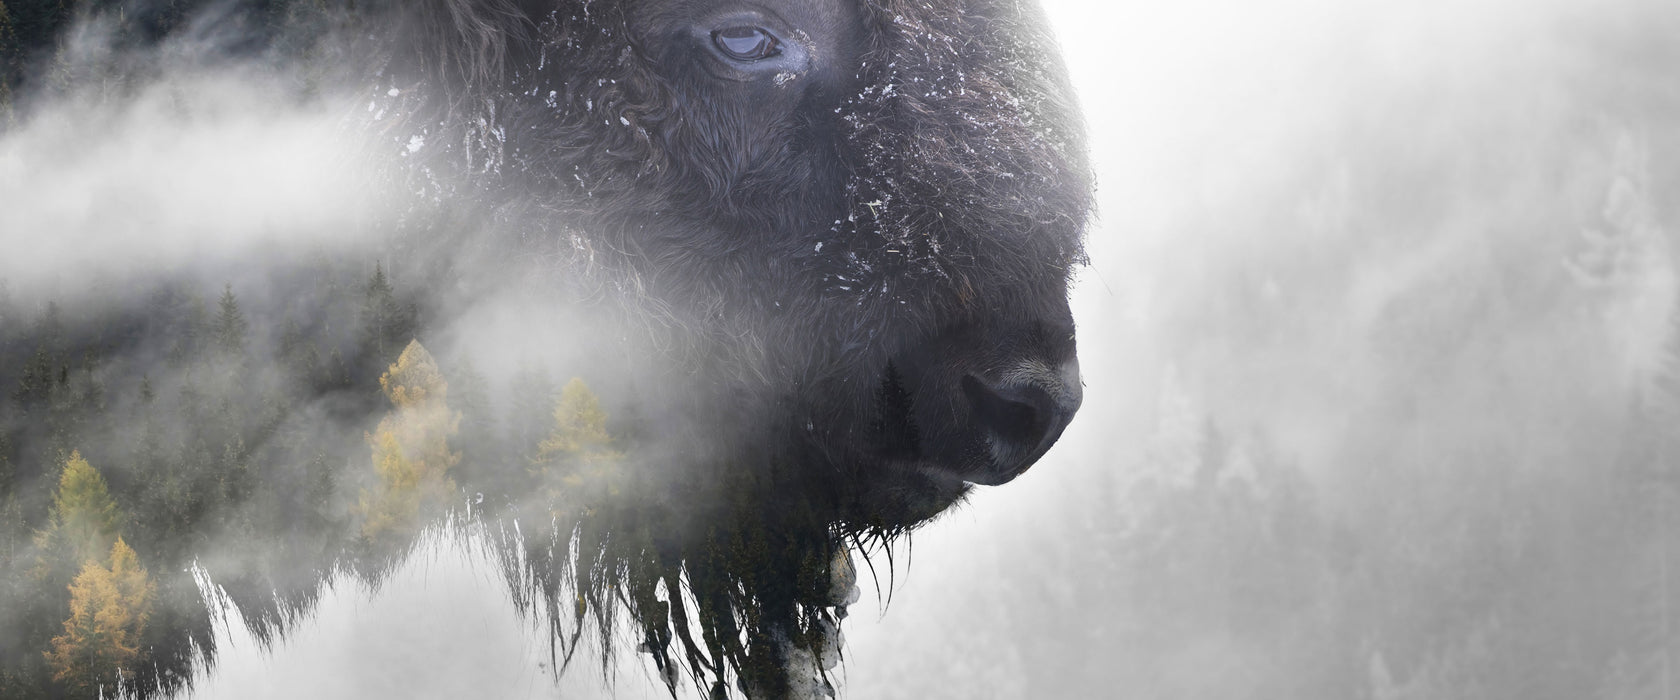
0,256,637,698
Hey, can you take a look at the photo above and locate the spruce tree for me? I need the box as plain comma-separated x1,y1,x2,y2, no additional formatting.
0,433,18,563
358,261,412,373
14,302,64,408
213,284,248,359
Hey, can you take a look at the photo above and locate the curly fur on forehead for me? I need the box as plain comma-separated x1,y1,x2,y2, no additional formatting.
377,0,1090,278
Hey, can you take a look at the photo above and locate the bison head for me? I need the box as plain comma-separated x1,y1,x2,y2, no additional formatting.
363,0,1091,693
390,0,1092,528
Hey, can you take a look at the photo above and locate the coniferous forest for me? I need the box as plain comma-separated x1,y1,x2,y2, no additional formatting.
0,259,415,696
0,254,669,697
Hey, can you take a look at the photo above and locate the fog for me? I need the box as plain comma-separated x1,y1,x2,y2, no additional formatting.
5,0,1679,697
172,0,1680,695
0,25,382,298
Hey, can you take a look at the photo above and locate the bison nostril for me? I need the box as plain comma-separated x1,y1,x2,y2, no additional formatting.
962,374,1051,448
960,359,1082,484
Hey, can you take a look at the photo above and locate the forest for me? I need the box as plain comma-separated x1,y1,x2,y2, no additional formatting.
0,256,629,696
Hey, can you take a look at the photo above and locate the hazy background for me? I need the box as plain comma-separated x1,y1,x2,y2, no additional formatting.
167,0,1680,697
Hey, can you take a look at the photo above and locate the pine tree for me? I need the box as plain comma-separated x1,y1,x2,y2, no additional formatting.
0,432,12,496
0,1,20,126
359,340,460,540
7,0,71,58
45,537,155,698
327,346,350,388
358,261,412,372
41,353,104,463
0,278,13,344
0,2,14,59
214,283,248,358
0,433,19,564
130,378,177,558
14,302,64,407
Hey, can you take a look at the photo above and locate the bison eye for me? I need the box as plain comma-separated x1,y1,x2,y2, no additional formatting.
712,26,780,61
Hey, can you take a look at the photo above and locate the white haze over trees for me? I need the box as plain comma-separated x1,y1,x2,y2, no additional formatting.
5,0,1679,697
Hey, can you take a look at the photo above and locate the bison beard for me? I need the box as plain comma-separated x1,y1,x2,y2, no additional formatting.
0,0,1089,697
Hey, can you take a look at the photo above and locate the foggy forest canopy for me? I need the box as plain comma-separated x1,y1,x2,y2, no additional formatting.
9,0,1680,699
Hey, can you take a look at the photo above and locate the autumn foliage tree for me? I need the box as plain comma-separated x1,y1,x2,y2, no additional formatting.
45,537,155,698
0,261,431,696
359,340,460,540
33,451,122,583
532,378,625,507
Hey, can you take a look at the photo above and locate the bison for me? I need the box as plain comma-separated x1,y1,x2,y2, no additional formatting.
0,0,1090,696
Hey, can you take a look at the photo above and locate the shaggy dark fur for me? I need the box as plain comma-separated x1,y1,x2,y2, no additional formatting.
356,0,1092,696
0,0,1089,697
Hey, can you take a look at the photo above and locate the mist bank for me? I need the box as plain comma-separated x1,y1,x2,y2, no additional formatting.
0,34,390,309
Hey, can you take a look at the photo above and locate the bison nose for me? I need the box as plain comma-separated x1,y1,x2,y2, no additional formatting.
960,358,1082,485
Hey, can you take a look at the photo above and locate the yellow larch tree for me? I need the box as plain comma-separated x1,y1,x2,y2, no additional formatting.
33,450,123,583
532,378,625,508
45,537,155,697
360,340,461,539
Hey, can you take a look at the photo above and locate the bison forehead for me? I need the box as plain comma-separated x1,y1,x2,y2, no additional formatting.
810,0,1092,302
